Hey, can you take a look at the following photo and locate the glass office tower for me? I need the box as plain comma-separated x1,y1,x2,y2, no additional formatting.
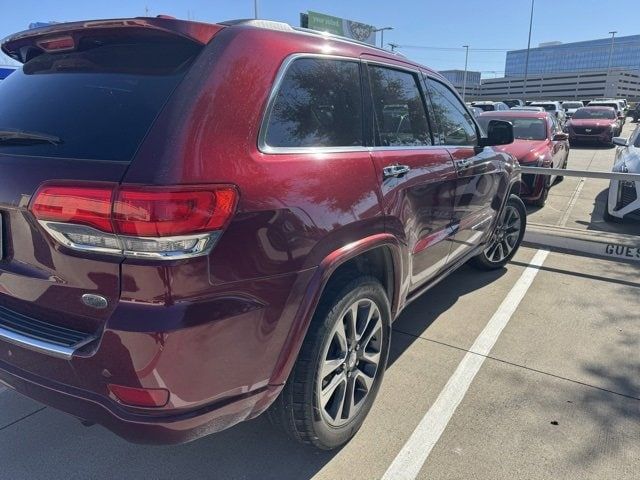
505,35,640,77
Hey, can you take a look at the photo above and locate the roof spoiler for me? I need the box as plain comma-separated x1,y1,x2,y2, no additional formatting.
1,17,223,63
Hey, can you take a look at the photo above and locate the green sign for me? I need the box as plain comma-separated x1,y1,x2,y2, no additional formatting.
306,11,377,45
308,11,344,36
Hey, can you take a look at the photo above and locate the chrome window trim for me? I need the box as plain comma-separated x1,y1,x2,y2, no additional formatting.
258,53,441,155
258,53,367,155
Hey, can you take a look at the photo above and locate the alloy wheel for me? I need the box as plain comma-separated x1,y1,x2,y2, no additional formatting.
317,298,383,427
484,204,522,263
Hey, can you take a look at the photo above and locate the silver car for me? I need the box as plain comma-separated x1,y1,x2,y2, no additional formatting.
607,125,640,221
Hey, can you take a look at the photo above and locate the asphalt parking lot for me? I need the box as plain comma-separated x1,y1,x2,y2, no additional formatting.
1,123,639,480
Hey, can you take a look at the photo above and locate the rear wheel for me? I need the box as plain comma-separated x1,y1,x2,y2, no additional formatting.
471,195,526,270
268,276,391,450
604,207,623,223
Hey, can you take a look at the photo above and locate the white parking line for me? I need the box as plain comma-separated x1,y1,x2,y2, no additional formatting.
382,248,550,480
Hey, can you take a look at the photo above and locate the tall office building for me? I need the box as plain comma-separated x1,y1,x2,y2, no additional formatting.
505,35,640,77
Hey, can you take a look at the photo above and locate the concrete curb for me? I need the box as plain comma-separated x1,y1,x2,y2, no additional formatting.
523,222,640,263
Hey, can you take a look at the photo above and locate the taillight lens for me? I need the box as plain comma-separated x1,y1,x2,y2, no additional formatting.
113,186,237,236
30,183,238,260
30,184,115,232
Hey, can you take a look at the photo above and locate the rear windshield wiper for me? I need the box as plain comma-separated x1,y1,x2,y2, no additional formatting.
0,130,63,146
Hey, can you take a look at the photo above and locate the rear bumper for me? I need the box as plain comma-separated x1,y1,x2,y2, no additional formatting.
0,359,280,444
0,267,315,444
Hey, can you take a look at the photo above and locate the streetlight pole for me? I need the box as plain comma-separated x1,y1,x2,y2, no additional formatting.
607,31,617,73
254,0,259,19
462,45,469,101
374,27,393,49
522,0,535,100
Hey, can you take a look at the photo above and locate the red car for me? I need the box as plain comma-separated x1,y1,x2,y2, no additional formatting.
0,17,524,449
477,111,569,207
566,106,622,146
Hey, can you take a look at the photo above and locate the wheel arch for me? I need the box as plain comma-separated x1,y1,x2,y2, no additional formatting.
268,234,404,386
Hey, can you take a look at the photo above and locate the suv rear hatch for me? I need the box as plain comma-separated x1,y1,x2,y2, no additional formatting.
0,18,219,355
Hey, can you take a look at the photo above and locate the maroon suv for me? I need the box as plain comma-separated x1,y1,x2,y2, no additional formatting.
0,17,524,449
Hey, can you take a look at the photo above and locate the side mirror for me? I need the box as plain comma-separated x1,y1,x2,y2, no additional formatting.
478,120,514,147
553,132,569,141
612,137,629,147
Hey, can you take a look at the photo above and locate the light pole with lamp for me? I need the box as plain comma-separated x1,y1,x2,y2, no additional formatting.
607,31,617,73
522,0,535,100
607,31,618,97
374,27,393,49
462,45,470,101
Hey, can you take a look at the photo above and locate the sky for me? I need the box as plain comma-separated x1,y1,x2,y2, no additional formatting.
1,0,639,77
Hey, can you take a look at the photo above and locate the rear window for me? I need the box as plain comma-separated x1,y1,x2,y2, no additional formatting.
572,108,616,119
475,104,496,111
0,39,200,161
532,103,556,112
562,102,583,109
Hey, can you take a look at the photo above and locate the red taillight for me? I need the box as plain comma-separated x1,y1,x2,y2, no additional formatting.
30,184,115,232
30,183,238,259
113,186,237,237
30,183,238,237
37,35,75,52
108,384,169,408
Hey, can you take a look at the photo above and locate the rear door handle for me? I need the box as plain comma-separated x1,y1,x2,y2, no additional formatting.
383,164,411,179
454,159,472,171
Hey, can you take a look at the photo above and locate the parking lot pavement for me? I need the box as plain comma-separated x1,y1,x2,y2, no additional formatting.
1,128,639,480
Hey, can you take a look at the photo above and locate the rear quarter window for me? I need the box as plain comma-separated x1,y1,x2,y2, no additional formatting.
0,39,200,162
263,57,363,149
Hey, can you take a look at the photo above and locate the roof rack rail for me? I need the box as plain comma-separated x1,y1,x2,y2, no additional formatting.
219,18,405,57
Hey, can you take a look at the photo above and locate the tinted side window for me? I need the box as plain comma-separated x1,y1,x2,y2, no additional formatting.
368,66,431,147
264,58,362,148
426,79,478,146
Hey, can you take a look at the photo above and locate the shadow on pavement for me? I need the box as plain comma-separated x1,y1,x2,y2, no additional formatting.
0,262,508,480
575,188,640,236
389,264,507,366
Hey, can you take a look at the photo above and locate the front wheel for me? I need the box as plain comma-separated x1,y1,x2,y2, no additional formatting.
471,195,527,270
268,276,391,450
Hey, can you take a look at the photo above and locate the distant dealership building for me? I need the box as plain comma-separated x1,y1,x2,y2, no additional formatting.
472,69,640,101
505,35,640,77
468,34,640,101
438,69,481,98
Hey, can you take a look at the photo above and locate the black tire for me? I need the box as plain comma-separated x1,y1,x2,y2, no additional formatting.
604,207,623,223
470,194,527,270
531,177,550,207
267,276,391,450
555,156,567,184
